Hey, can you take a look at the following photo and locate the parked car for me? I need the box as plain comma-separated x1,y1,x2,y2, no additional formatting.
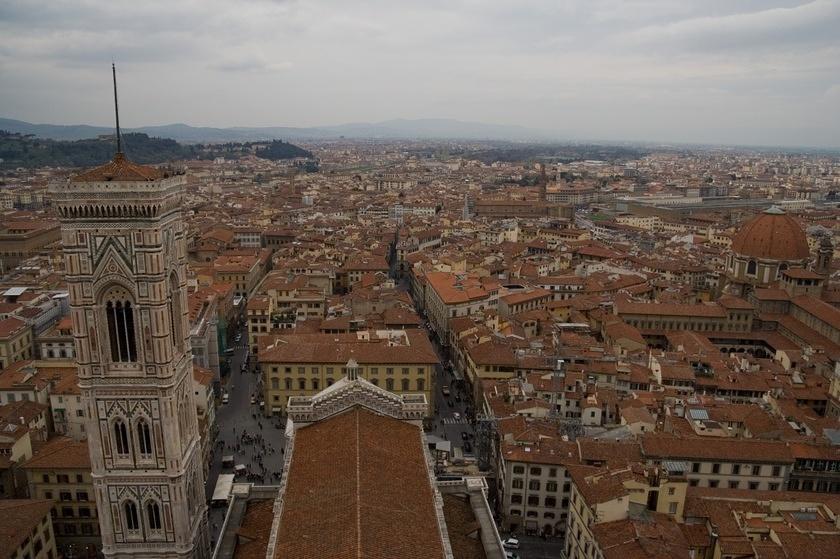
455,394,462,402
222,393,229,405
505,552,519,559
442,386,450,396
503,538,520,550
453,412,461,420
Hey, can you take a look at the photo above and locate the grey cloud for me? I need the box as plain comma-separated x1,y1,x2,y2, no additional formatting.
0,0,838,147
622,0,840,53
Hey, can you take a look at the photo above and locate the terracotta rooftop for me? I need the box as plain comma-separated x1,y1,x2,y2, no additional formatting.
260,330,438,365
591,514,691,559
72,152,164,182
0,499,55,556
233,499,274,559
273,407,446,559
23,436,90,470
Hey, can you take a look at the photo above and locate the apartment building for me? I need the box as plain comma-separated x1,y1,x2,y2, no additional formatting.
22,437,100,557
247,295,273,352
498,288,553,318
259,329,438,415
336,255,390,292
615,296,754,337
565,464,690,559
641,435,793,491
232,226,262,248
258,272,328,322
0,499,58,559
35,316,74,361
0,219,61,274
0,316,33,370
188,288,220,378
424,271,498,344
213,252,267,298
497,431,579,537
48,368,86,441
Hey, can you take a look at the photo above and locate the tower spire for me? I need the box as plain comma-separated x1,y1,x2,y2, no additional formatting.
112,62,122,154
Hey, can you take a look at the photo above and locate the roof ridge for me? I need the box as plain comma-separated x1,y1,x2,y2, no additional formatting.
355,408,362,559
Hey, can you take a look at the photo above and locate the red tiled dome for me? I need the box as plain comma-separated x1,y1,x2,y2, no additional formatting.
731,207,809,261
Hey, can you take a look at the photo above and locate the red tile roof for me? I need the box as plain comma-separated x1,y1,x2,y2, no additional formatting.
72,152,163,182
273,407,446,558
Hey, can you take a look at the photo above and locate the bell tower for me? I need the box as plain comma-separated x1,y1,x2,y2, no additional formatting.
50,66,209,558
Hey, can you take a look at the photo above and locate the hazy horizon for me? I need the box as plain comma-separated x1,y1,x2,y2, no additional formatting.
2,0,839,147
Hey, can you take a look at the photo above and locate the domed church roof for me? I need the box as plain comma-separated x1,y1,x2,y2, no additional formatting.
731,206,810,261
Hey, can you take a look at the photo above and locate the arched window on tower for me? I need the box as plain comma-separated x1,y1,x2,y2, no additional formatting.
747,260,757,276
137,419,153,456
114,419,130,456
146,501,162,531
124,501,139,531
169,273,184,352
106,300,137,362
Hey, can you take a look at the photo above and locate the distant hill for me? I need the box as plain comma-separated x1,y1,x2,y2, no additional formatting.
0,131,195,169
0,117,551,143
0,132,312,169
254,140,312,161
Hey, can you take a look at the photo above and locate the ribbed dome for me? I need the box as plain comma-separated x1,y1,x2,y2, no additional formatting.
731,207,809,261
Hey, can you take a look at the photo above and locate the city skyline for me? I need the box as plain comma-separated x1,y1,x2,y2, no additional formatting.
2,0,839,147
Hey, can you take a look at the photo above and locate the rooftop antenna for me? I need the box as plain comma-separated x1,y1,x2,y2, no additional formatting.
112,62,122,154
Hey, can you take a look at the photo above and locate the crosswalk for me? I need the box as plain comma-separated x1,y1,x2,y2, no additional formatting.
443,417,468,425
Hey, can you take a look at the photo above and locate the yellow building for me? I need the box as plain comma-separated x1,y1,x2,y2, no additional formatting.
22,437,100,557
213,252,267,298
565,464,689,559
0,317,33,370
259,329,438,416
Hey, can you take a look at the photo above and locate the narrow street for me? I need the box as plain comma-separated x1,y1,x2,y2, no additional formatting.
204,322,287,547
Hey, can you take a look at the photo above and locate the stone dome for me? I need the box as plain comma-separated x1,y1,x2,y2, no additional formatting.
731,206,810,261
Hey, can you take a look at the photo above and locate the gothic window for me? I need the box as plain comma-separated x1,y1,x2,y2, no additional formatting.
137,419,153,456
169,273,184,352
114,419,130,456
124,501,139,531
146,501,162,531
747,260,757,276
106,300,137,362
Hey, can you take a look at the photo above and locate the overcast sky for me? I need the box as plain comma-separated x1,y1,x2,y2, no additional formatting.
2,0,839,147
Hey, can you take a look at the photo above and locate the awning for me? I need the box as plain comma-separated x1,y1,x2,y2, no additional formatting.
212,474,235,501
662,460,690,474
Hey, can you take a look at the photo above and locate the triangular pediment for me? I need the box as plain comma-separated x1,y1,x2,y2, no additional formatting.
92,236,134,277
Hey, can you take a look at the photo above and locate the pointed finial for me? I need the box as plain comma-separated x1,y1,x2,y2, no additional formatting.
112,63,122,154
